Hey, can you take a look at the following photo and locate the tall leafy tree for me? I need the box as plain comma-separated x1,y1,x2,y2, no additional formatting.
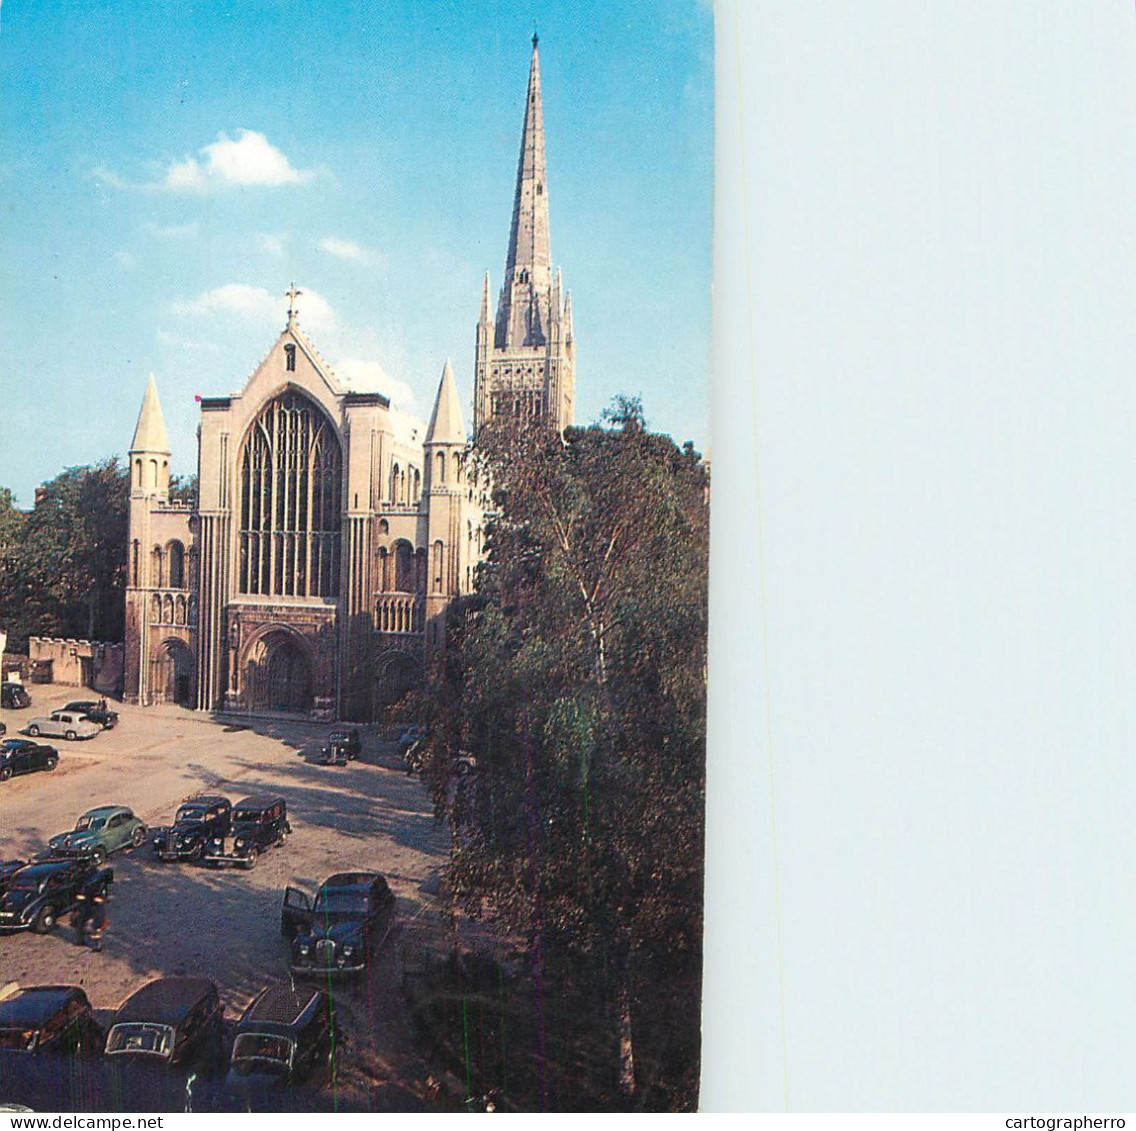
0,461,128,649
413,400,708,1109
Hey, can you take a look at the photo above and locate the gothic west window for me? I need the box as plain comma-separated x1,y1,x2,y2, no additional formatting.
238,391,342,598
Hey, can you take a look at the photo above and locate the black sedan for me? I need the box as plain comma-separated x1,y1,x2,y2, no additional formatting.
152,795,232,862
62,700,119,729
0,858,112,933
282,872,396,977
0,738,58,782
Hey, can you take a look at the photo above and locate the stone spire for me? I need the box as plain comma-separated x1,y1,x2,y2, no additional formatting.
130,373,170,454
426,359,467,446
480,271,492,324
496,34,552,350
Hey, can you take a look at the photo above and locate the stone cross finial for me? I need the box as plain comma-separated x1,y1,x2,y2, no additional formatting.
286,282,303,323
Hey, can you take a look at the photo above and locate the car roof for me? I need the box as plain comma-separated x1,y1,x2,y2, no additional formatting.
114,978,217,1024
233,795,284,812
12,860,78,880
239,983,324,1031
180,795,229,807
322,871,381,891
81,806,131,819
0,987,88,1026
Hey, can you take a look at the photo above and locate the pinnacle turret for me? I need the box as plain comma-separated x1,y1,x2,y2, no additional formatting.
130,373,170,454
425,359,467,447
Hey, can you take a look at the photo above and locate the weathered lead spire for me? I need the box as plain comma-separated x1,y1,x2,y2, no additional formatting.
496,36,552,350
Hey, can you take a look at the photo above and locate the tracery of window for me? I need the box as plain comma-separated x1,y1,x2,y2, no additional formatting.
238,392,342,597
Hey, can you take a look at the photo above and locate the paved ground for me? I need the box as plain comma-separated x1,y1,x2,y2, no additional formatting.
0,686,467,1111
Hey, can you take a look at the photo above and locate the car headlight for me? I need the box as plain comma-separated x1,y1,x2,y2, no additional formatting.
342,945,354,957
235,838,247,848
298,943,310,955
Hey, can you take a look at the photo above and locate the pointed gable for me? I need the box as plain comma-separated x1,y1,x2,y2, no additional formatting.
426,360,467,446
130,373,170,454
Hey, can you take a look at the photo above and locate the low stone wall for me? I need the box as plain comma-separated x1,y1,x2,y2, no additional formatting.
27,637,125,694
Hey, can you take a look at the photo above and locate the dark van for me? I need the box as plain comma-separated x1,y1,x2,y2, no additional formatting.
105,978,223,1069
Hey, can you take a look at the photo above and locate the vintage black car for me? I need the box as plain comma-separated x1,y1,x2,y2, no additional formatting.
0,986,102,1055
0,682,31,710
0,859,26,895
61,700,119,730
325,728,361,761
152,795,232,862
282,872,396,977
224,982,341,1097
204,795,290,869
0,859,112,933
104,978,223,1070
0,738,58,782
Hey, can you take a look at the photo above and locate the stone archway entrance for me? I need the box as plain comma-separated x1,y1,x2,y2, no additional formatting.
245,630,313,713
155,638,194,706
373,651,421,714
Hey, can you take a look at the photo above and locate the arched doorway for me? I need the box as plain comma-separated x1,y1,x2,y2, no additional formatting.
374,651,421,713
155,638,194,706
245,630,313,713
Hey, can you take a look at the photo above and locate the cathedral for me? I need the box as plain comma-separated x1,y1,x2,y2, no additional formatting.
123,36,575,721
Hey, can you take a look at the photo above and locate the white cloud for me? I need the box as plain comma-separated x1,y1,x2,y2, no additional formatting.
156,329,221,354
254,231,288,257
335,357,416,410
319,237,380,265
172,282,337,338
98,130,315,193
144,221,199,239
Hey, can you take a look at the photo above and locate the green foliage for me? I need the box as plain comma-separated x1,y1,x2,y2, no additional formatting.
413,402,708,1107
0,461,129,649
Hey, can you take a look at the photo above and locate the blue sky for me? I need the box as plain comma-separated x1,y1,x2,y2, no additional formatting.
0,0,713,505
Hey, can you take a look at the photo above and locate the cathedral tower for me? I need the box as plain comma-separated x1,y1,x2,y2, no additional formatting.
474,35,575,434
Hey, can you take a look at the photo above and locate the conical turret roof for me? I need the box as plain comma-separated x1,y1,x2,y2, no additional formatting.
426,359,467,446
130,373,170,454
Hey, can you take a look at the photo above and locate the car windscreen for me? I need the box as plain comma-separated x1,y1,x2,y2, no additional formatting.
105,1023,173,1057
74,816,106,831
8,873,46,891
231,810,264,823
0,1029,37,1051
230,1033,294,1074
0,741,23,752
312,889,369,917
175,808,207,823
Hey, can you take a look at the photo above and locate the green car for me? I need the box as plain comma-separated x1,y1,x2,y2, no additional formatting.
47,806,148,865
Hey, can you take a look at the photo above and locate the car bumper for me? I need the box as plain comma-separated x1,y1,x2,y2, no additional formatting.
202,851,251,867
289,959,366,976
0,912,32,930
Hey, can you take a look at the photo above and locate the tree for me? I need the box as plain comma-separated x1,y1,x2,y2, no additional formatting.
0,461,129,649
413,401,708,1109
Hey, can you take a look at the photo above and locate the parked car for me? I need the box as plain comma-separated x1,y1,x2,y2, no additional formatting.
0,860,26,895
24,712,100,742
325,728,361,761
282,872,396,977
0,683,31,710
0,986,103,1055
0,859,112,933
152,795,232,862
224,982,341,1097
0,739,58,782
61,700,119,730
203,795,289,869
47,806,147,864
0,722,5,737
104,978,223,1070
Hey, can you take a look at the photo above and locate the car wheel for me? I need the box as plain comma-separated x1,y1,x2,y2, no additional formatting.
27,725,39,736
243,848,259,870
0,766,11,782
44,758,58,771
32,905,57,933
92,847,108,866
131,826,145,848
65,730,76,741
